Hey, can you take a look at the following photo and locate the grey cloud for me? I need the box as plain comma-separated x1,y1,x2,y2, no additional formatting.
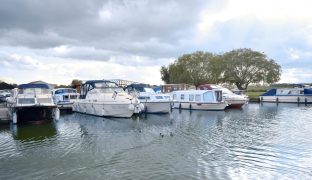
0,0,211,62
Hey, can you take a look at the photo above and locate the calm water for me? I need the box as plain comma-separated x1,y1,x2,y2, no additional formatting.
0,103,312,179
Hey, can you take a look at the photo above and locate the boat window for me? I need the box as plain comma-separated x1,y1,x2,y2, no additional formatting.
215,90,223,102
195,94,201,102
144,88,155,93
189,94,194,101
19,88,51,94
172,94,176,100
94,82,117,88
155,96,163,99
181,94,185,100
203,92,214,102
100,87,124,93
138,96,150,100
164,96,170,99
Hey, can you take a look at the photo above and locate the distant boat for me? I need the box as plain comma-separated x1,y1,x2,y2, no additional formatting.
124,83,172,113
198,84,248,108
0,89,11,102
72,80,144,118
260,88,312,103
171,89,228,111
52,88,79,110
6,84,59,124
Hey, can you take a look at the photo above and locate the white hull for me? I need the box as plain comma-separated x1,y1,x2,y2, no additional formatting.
57,102,74,110
73,101,135,118
173,102,227,111
225,99,247,108
142,101,171,113
260,96,312,103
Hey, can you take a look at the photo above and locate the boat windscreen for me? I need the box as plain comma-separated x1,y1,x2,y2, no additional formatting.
19,88,51,94
100,87,124,93
94,82,117,88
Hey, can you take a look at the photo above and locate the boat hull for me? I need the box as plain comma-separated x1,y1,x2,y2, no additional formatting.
73,102,134,118
142,101,171,113
260,96,312,104
13,106,56,122
173,102,227,111
225,99,247,108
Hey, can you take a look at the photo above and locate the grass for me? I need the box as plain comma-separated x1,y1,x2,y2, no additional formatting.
246,91,265,102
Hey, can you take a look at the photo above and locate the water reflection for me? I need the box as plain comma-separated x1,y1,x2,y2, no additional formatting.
11,122,57,141
0,104,312,179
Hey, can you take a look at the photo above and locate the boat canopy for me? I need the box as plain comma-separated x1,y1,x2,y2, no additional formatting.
260,89,276,96
124,83,150,92
18,84,50,89
80,80,118,99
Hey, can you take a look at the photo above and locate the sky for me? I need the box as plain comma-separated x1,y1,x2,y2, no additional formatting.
1,0,312,85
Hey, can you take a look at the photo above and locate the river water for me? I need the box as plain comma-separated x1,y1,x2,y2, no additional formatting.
0,103,312,179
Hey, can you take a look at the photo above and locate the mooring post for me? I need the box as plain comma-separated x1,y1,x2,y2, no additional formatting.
13,112,17,124
55,108,60,120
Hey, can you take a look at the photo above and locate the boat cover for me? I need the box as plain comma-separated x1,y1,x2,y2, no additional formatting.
304,88,312,95
260,89,276,96
18,84,50,89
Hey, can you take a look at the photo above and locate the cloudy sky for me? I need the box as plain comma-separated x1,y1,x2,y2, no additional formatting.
1,0,312,85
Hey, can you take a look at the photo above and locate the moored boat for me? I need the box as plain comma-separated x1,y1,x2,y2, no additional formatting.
52,88,79,110
260,88,312,103
124,83,172,113
171,89,228,111
198,84,248,108
72,80,144,118
6,84,59,124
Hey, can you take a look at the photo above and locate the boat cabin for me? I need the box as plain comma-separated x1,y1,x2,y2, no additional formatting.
172,90,223,103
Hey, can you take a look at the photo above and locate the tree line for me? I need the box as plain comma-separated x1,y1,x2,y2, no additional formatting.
160,48,281,90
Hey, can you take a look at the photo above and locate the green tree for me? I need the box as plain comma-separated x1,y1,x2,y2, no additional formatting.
160,51,216,87
221,48,281,90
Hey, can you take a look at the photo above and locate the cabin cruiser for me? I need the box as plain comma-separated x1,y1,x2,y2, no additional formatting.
72,80,144,118
6,84,59,124
260,88,312,104
171,89,228,111
198,84,248,108
124,83,172,113
52,88,79,110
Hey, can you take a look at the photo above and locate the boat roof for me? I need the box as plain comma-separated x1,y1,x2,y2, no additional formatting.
172,89,219,94
84,80,117,88
18,84,50,89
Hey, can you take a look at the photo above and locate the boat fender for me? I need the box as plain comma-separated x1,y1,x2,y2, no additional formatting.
297,97,300,103
55,108,60,121
128,104,135,111
276,97,279,103
179,103,181,109
189,104,192,110
139,103,145,112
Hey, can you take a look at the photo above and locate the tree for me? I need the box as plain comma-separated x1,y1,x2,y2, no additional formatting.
160,51,215,87
221,48,281,90
71,79,82,92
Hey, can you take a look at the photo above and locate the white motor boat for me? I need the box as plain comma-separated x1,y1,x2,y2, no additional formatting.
260,88,312,104
72,80,144,118
198,84,248,108
52,88,79,110
171,89,228,111
6,84,59,124
124,83,172,113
